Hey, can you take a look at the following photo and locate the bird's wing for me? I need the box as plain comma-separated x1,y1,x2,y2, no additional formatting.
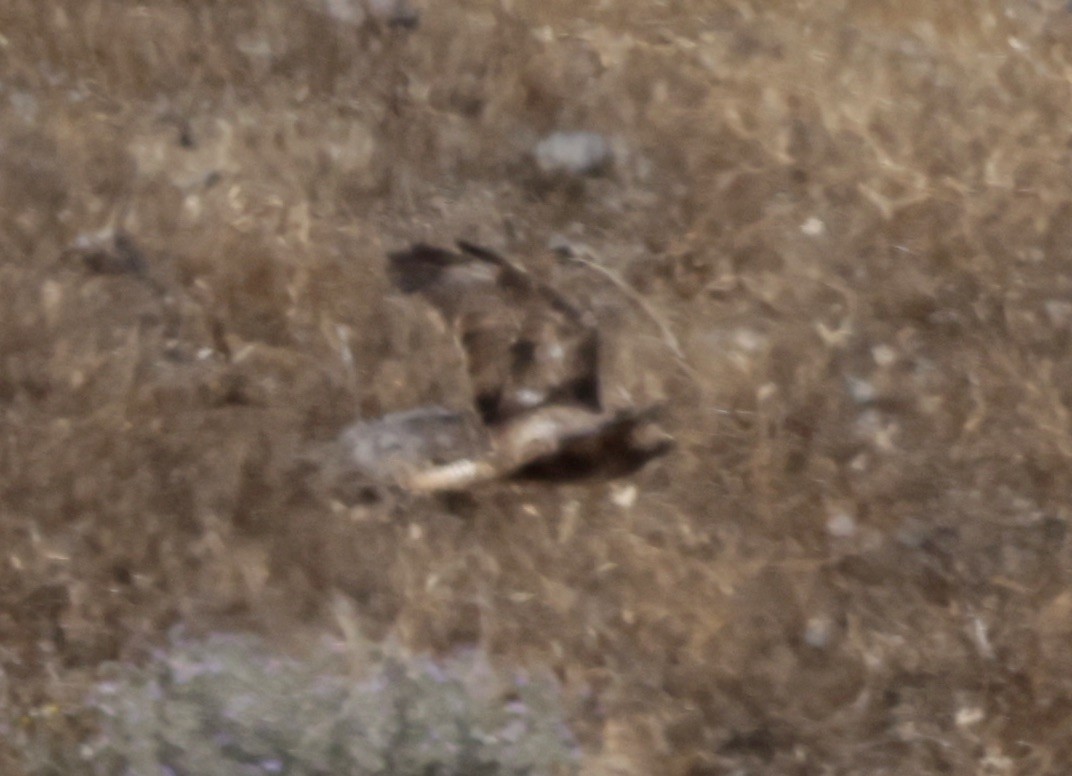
493,404,673,482
387,241,602,424
398,405,669,492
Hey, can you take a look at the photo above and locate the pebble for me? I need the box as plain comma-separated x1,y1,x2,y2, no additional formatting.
547,233,579,257
320,0,365,24
803,616,834,649
846,376,876,405
1045,299,1072,328
871,344,897,367
534,131,613,176
610,484,638,509
826,511,857,538
315,0,418,29
367,0,419,28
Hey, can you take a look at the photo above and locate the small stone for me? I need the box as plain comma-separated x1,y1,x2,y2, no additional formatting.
611,484,637,509
871,344,897,367
801,216,825,236
895,518,927,548
40,280,63,327
1045,299,1072,328
533,26,555,44
313,0,418,29
733,328,764,353
955,706,985,728
826,511,857,538
367,0,419,29
534,131,613,176
319,0,366,24
846,377,876,405
10,91,38,123
547,233,587,258
756,382,778,402
803,616,834,648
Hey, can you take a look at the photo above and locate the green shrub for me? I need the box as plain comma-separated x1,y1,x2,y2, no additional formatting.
16,633,579,776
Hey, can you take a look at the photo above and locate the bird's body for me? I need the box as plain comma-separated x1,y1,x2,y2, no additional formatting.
327,241,670,494
386,241,601,424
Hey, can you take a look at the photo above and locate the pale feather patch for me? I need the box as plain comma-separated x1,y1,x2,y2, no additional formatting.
405,459,498,492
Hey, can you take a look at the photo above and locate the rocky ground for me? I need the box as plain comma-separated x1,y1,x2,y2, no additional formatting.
4,1,1072,773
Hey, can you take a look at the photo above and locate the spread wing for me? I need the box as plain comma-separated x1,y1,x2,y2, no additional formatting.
387,241,601,425
495,404,673,482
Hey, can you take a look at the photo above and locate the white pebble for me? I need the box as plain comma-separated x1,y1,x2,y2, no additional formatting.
534,131,612,176
846,377,876,405
955,706,985,728
610,484,637,509
826,511,857,538
803,616,834,648
871,344,897,367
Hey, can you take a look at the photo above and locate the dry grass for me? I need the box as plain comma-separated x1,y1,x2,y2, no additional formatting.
4,0,1072,773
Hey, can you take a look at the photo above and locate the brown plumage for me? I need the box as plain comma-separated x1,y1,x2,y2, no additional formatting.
311,241,670,496
360,241,672,491
387,241,601,425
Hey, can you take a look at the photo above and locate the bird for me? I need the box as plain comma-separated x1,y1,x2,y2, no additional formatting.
386,240,602,425
324,240,671,494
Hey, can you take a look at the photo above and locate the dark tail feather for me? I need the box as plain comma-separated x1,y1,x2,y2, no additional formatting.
387,243,459,294
455,240,510,267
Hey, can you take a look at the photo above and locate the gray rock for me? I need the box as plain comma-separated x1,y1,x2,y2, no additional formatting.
534,131,613,176
312,0,418,29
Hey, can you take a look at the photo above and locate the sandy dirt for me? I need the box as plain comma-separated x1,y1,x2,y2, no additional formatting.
3,1,1072,773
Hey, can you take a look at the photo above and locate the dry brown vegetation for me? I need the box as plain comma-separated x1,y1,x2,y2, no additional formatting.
4,0,1072,772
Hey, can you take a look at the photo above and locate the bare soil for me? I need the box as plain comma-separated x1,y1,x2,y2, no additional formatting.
3,1,1072,773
